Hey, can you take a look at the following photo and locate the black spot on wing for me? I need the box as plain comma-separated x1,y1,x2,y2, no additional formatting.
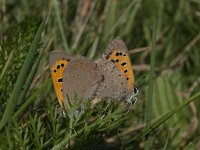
57,65,60,69
124,69,128,73
121,62,127,66
111,59,115,63
61,63,64,67
105,51,112,59
58,78,63,82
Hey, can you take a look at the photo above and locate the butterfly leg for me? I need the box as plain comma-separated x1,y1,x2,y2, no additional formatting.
126,95,137,106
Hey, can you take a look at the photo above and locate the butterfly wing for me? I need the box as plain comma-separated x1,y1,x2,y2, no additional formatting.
62,56,103,110
96,59,131,100
103,38,134,89
49,51,73,107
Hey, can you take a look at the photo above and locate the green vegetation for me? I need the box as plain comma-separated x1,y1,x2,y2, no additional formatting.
0,0,200,149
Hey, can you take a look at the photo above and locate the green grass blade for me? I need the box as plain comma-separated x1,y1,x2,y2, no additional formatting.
71,0,97,52
133,92,200,141
102,0,117,41
145,20,157,127
12,78,50,122
12,90,40,121
0,19,45,130
17,50,44,105
0,51,14,82
162,130,170,150
144,18,157,150
52,0,70,52
123,0,140,37
145,1,163,149
108,0,138,36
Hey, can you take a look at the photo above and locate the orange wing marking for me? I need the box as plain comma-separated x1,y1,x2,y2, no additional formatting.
51,59,69,107
108,49,134,89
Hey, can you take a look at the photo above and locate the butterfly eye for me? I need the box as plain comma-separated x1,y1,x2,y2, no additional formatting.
134,87,139,96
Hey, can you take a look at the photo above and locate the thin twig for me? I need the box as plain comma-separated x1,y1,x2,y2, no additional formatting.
108,0,139,35
72,0,97,51
128,44,163,55
170,32,200,68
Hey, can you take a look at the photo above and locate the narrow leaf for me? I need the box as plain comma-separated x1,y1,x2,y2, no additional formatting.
0,19,45,130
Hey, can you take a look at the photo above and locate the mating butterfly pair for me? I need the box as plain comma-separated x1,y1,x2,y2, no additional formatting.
49,38,138,110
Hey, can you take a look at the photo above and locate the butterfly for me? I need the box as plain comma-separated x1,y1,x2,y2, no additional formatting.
49,38,138,110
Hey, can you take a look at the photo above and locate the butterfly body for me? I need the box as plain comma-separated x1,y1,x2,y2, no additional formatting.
49,38,137,110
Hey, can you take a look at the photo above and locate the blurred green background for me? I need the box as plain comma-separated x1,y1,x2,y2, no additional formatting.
0,0,200,149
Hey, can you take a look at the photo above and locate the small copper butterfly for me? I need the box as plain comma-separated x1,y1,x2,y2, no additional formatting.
49,38,138,110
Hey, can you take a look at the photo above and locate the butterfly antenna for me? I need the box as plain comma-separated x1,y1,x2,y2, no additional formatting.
136,76,146,88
